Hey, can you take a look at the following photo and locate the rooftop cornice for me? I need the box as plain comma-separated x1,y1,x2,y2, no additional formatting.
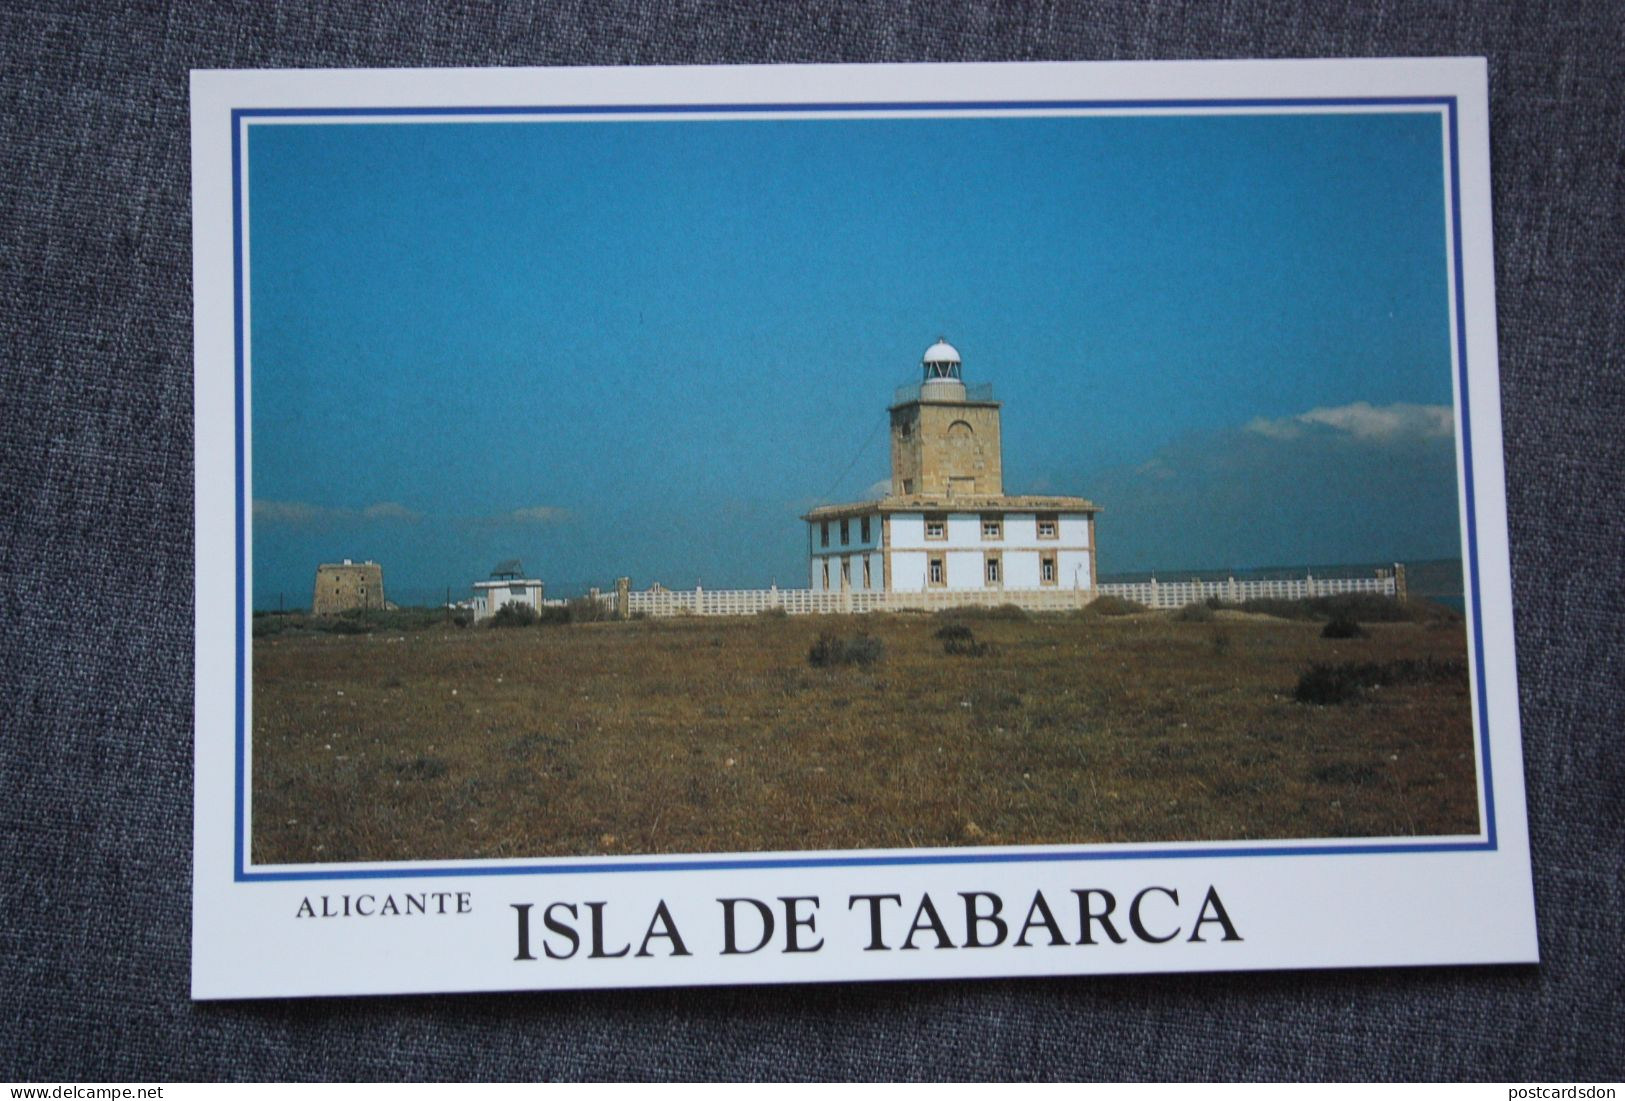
803,495,1099,521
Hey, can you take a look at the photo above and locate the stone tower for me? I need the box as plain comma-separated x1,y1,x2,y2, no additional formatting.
312,559,385,615
888,338,1004,498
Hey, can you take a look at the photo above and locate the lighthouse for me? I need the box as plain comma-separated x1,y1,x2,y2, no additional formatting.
802,339,1100,595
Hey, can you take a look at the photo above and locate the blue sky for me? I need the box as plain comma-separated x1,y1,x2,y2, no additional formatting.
248,110,1460,606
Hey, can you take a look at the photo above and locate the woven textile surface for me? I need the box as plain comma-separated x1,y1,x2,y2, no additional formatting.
1,0,1620,1081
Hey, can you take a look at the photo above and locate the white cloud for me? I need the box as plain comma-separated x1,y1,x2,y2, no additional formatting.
253,499,420,526
1247,402,1454,443
360,501,422,522
500,506,571,525
863,479,892,500
253,499,331,526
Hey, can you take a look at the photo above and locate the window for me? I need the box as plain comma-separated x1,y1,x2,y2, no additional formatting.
840,519,850,545
985,556,1001,585
928,557,945,586
821,560,830,589
902,479,915,494
1037,513,1058,539
1040,555,1057,585
510,584,526,597
820,521,829,547
860,516,871,543
925,513,947,540
900,422,912,439
981,516,1002,540
862,556,872,588
840,558,851,587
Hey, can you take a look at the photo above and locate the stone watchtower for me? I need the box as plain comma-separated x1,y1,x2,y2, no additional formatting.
312,559,384,615
888,339,1004,498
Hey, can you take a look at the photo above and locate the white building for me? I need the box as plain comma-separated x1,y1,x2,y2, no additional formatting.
803,339,1099,595
470,559,546,621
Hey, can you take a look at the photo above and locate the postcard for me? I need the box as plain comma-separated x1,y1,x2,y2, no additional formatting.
191,58,1535,998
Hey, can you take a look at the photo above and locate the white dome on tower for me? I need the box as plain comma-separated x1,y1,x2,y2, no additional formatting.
921,336,964,389
922,339,961,366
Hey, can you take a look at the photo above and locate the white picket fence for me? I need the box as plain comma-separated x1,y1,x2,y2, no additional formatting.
1096,574,1397,611
616,571,1398,618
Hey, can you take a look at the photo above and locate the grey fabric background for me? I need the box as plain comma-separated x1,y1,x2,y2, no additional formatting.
2,0,1621,1082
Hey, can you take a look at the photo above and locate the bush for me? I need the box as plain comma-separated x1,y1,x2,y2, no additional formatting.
251,615,292,638
1294,658,1466,705
324,617,372,635
934,623,975,641
1321,616,1366,639
938,604,1028,621
943,636,995,658
1174,602,1215,622
1086,595,1145,616
808,632,884,668
536,604,573,625
394,755,448,781
569,595,614,623
490,601,538,628
757,606,789,619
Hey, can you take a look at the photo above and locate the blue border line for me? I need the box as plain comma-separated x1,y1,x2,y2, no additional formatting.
232,112,247,882
1446,99,1496,849
233,96,1452,118
231,95,1491,883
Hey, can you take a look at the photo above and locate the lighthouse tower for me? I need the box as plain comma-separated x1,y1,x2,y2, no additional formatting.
888,338,1004,499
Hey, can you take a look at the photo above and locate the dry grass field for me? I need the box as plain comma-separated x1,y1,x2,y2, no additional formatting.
250,604,1479,864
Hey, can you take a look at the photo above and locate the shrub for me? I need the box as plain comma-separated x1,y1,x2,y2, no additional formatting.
1321,616,1366,639
1312,762,1380,786
251,616,291,638
1294,658,1466,705
568,595,614,623
934,623,975,641
490,601,538,628
808,632,884,668
757,606,789,619
943,636,995,658
1173,602,1215,622
1086,595,1145,616
323,617,371,635
536,604,573,625
939,604,1028,621
394,755,448,781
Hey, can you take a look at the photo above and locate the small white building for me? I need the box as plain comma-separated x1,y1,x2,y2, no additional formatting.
804,339,1099,595
470,559,546,621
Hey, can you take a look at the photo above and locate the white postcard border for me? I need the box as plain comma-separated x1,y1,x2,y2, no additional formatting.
192,58,1534,999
